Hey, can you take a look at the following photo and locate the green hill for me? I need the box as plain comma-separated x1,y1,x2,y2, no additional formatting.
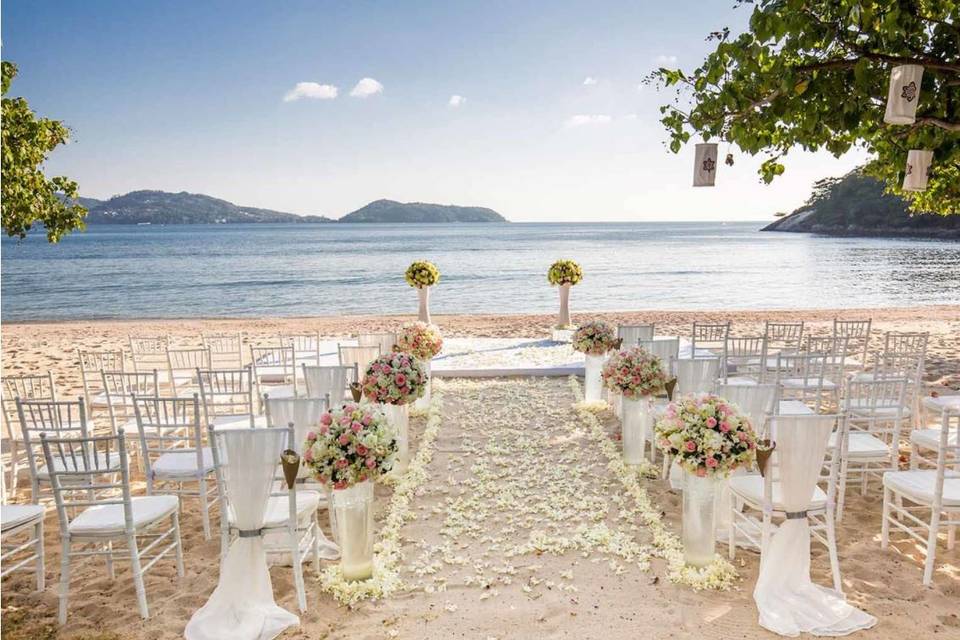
82,190,331,224
763,171,960,239
339,199,507,223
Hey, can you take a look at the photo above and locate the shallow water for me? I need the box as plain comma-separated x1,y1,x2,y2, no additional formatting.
2,222,957,321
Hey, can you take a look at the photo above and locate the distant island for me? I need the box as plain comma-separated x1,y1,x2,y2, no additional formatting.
762,171,960,239
73,190,507,225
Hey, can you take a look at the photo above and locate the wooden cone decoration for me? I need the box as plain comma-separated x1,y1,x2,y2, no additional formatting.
756,440,776,478
281,450,301,489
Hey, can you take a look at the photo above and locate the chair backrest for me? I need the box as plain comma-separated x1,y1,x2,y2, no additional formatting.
833,318,871,363
877,332,928,383
617,324,655,347
765,414,841,509
202,332,245,368
691,322,729,360
128,336,169,372
805,335,852,381
263,396,329,457
676,358,719,395
16,398,90,484
302,365,356,402
338,345,381,374
723,336,767,381
773,351,826,384
281,332,321,363
637,338,680,377
40,431,133,535
77,349,125,411
763,321,804,352
250,345,298,397
2,373,57,441
132,394,203,481
716,383,778,438
842,377,908,434
167,347,213,385
101,370,160,435
883,331,928,357
197,367,256,426
358,333,397,354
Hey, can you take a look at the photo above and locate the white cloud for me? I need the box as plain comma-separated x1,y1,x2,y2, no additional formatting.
622,113,639,121
283,82,338,102
582,76,598,86
564,114,612,128
350,77,384,98
654,54,678,65
448,94,466,108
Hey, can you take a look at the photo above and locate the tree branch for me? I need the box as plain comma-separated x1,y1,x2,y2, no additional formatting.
915,116,960,132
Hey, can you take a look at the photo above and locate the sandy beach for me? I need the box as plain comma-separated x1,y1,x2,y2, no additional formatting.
1,307,958,640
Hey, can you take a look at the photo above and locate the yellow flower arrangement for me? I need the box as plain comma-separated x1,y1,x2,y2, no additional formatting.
547,259,582,286
405,261,440,288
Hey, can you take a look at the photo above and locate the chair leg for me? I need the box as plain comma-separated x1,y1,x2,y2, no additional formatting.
290,526,306,613
881,487,892,549
172,513,185,577
58,537,71,625
910,444,919,470
922,509,941,587
727,501,736,561
35,519,45,592
311,518,321,574
104,541,115,579
837,457,848,524
825,511,842,594
198,477,211,540
127,532,149,619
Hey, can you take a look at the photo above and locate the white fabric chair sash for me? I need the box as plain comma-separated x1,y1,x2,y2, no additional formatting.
185,428,298,640
753,416,876,637
717,384,777,438
677,358,719,395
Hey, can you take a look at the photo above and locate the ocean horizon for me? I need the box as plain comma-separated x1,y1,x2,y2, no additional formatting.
2,221,958,322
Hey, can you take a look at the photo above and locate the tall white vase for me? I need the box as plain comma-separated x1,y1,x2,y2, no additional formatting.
557,283,571,327
682,471,718,567
414,361,432,411
621,395,653,465
417,286,431,323
584,354,604,403
383,403,410,473
331,480,374,581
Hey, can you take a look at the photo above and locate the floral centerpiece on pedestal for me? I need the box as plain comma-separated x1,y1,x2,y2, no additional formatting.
303,403,398,581
395,321,443,411
602,347,669,465
572,320,618,404
405,261,440,323
362,352,428,473
655,394,757,567
547,259,582,331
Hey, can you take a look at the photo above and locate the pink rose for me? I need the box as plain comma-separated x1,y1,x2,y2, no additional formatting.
336,458,348,468
338,434,350,445
351,422,362,433
706,417,717,428
334,480,348,490
361,415,372,426
366,457,376,469
319,424,329,435
356,445,368,456
685,441,697,452
395,373,407,386
306,431,317,441
303,448,314,462
706,457,718,468
320,413,332,426
719,421,731,433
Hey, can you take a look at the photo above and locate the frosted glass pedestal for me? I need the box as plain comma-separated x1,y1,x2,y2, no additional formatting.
622,395,653,465
383,403,410,473
584,354,604,403
682,472,718,567
332,481,374,581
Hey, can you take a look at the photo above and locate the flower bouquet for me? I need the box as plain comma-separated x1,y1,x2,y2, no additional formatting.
405,261,440,323
303,403,398,580
362,352,428,473
547,259,582,334
655,394,757,567
602,347,669,465
572,320,618,403
395,321,443,410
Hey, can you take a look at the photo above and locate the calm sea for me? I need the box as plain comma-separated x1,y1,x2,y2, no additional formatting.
1,222,958,321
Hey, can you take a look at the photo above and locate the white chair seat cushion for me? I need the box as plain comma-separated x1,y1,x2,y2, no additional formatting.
261,385,297,400
723,377,759,386
90,392,126,407
68,495,179,535
36,452,123,479
780,377,837,390
778,400,814,416
883,470,960,507
211,414,267,429
827,431,890,459
152,448,215,479
923,395,960,414
728,475,828,511
910,428,959,451
230,490,321,529
1,504,45,531
847,399,910,418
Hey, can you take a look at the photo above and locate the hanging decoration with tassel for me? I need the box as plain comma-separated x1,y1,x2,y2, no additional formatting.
693,142,718,187
902,149,934,191
883,65,924,125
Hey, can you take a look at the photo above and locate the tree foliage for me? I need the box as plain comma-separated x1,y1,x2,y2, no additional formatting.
652,0,960,215
2,61,87,241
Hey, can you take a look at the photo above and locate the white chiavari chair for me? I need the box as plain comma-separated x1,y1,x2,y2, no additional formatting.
202,332,245,369
101,370,160,436
357,332,397,355
166,346,213,392
772,351,837,413
251,345,299,400
197,367,264,429
128,336,171,384
882,399,959,585
763,321,804,357
16,397,121,503
675,357,720,396
1,456,45,591
717,383,778,439
617,324,655,347
134,394,218,539
77,349,126,416
722,336,767,384
833,318,872,371
637,338,680,378
208,424,321,613
912,396,960,470
280,331,322,367
2,372,58,495
834,377,910,522
40,430,183,623
338,345,381,378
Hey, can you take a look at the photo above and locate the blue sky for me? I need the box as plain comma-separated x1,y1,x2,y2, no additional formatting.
3,0,866,221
